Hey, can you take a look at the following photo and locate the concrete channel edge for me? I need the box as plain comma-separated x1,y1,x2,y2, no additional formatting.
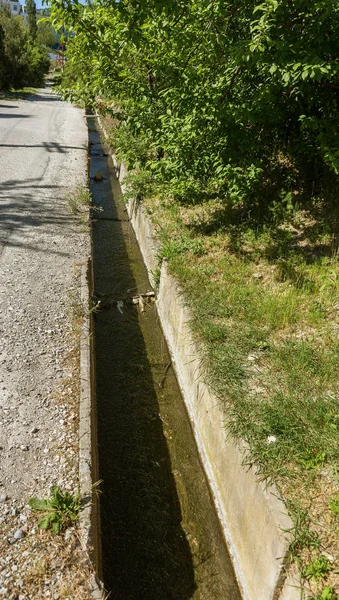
79,263,105,600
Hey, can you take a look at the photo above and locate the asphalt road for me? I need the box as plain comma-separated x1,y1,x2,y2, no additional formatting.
0,83,88,501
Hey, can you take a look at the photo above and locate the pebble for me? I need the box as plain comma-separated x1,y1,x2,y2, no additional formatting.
13,529,24,540
64,529,72,542
0,494,7,503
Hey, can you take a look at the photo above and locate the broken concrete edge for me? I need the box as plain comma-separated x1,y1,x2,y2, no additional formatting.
97,117,303,600
79,263,105,600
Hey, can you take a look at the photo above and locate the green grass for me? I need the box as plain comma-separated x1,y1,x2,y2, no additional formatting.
141,192,339,595
65,185,92,215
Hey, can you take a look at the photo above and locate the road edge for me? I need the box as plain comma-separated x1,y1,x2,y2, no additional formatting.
79,263,104,600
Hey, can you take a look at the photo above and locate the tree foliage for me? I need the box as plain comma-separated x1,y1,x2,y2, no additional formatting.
0,6,49,91
37,20,57,49
51,0,339,208
26,0,37,40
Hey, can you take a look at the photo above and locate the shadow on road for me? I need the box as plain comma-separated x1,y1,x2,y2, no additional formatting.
0,143,86,153
0,114,32,119
0,176,78,257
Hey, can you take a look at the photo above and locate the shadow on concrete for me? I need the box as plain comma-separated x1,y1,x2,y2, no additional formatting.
0,178,60,190
0,113,32,119
0,143,86,153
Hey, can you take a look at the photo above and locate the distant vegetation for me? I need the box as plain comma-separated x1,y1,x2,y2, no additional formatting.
0,5,50,91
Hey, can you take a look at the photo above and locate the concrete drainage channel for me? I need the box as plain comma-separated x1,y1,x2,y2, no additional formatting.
86,115,241,599
83,115,301,600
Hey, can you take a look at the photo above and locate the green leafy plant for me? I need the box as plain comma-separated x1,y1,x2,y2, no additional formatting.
304,555,331,581
29,486,81,534
66,185,92,215
329,495,339,517
310,586,338,600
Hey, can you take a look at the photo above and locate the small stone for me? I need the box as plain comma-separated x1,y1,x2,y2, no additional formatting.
267,435,277,444
93,171,103,182
30,427,39,434
64,529,73,542
247,355,256,361
13,529,24,540
0,494,7,503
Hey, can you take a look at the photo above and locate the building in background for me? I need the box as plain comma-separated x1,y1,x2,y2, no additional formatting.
0,0,21,16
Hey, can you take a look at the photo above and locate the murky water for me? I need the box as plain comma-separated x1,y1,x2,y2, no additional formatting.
88,117,241,600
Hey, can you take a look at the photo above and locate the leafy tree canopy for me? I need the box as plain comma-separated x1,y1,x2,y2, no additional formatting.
0,6,49,91
51,0,339,207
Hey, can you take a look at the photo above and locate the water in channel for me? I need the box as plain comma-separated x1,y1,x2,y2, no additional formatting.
88,116,241,600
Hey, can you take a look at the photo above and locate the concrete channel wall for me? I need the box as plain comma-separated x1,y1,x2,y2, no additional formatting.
107,152,302,600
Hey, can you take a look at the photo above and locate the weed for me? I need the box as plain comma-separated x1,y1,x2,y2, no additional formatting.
151,266,161,291
303,555,331,581
66,185,92,215
287,506,321,561
310,587,339,600
329,495,339,517
29,486,81,534
66,288,99,336
66,289,85,334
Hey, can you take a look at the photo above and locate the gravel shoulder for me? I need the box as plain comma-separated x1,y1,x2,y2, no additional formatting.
0,84,93,599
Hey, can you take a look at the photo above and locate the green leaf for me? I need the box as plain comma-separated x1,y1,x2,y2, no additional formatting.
28,498,50,511
52,520,62,534
38,515,53,530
